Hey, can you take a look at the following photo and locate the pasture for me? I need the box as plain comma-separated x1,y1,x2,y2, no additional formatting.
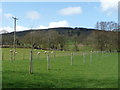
2,48,118,88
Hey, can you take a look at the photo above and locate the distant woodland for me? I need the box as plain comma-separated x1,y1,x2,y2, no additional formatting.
2,21,120,52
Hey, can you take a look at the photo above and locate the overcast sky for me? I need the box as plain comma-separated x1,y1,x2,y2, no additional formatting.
0,0,118,32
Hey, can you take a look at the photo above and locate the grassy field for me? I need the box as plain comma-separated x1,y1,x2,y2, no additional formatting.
2,48,118,88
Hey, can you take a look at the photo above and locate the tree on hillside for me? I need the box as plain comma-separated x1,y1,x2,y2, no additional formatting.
21,32,33,47
46,30,59,49
72,35,79,51
95,21,119,31
57,35,66,50
89,31,108,51
2,34,14,46
88,30,119,52
106,31,119,52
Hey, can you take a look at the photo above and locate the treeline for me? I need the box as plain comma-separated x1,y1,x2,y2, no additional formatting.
2,21,119,52
86,30,119,52
2,27,93,51
95,21,119,31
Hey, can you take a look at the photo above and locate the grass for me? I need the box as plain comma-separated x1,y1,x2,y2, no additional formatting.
2,48,118,88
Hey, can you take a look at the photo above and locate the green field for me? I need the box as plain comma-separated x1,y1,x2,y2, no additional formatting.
2,48,118,88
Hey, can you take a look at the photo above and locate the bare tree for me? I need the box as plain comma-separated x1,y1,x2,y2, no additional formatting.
95,21,119,31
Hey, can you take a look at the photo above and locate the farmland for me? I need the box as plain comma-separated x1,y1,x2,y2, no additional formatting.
1,1,119,89
2,48,118,88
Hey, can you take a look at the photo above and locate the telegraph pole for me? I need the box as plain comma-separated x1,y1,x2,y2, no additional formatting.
12,17,18,61
29,30,33,74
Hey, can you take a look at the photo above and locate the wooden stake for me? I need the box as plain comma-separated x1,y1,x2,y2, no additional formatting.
10,50,13,61
29,50,33,74
47,54,50,70
13,50,15,61
71,52,73,65
11,52,12,61
83,53,85,63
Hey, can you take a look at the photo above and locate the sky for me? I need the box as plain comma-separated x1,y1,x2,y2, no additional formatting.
0,0,119,32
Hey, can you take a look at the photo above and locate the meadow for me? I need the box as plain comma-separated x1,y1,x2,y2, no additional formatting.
2,48,118,88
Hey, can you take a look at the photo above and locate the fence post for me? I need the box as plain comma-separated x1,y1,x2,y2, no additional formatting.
71,52,73,66
29,50,33,74
47,54,50,70
83,53,85,63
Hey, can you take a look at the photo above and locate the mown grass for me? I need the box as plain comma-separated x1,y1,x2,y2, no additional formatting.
2,48,118,88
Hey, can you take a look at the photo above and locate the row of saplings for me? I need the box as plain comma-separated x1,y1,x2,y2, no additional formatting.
8,49,111,74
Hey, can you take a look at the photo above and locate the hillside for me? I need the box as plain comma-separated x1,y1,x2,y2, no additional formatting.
1,27,119,52
2,27,96,37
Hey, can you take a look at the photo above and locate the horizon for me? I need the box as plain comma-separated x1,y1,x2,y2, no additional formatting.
0,26,96,34
0,1,118,32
